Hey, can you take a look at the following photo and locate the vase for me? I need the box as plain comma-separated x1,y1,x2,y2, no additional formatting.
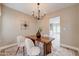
36,31,41,38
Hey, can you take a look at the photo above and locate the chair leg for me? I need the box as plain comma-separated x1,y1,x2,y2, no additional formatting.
15,47,19,55
23,46,25,56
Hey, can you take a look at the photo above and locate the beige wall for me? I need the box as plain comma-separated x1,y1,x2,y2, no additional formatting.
0,4,1,32
0,4,1,16
0,5,37,46
41,4,79,49
0,4,2,43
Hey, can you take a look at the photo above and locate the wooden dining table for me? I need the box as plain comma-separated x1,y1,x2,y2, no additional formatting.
25,35,54,56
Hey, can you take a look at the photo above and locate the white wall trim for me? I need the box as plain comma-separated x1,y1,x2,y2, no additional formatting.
61,44,79,53
0,43,17,50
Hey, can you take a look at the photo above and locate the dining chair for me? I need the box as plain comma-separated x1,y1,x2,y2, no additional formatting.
16,35,25,56
25,38,40,56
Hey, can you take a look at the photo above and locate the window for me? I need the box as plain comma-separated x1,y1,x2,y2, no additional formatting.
50,23,60,33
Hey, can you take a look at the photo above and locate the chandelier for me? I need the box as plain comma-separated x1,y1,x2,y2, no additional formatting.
32,3,46,20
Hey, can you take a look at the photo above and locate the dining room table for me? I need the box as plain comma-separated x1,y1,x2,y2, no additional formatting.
25,35,54,56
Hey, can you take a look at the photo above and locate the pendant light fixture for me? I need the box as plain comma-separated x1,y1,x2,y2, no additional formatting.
32,3,46,20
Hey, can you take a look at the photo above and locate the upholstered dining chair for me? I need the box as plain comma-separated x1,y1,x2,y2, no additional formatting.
25,38,40,56
16,35,25,55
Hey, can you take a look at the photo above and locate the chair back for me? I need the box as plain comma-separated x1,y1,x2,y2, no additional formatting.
17,35,25,47
25,38,34,52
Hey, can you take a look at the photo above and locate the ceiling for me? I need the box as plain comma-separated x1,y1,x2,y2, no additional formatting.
3,3,77,16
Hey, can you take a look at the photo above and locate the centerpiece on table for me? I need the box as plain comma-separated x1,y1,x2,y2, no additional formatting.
36,28,42,39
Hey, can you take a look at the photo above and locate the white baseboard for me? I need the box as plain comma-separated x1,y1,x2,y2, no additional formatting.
0,43,17,50
61,44,79,53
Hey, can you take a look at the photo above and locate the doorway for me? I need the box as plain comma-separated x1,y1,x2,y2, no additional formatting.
49,16,60,49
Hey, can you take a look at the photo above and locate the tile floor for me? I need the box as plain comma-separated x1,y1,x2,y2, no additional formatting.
0,45,78,56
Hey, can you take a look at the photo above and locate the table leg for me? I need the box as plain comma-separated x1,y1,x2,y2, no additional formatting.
43,42,52,56
44,43,46,56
